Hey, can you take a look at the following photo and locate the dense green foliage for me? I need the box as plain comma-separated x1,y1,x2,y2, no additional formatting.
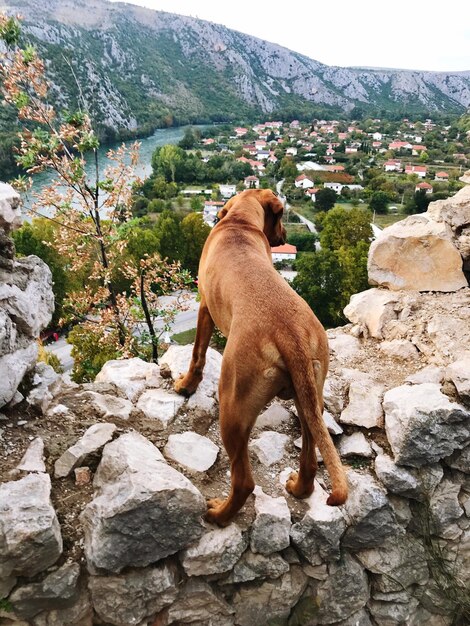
293,207,372,327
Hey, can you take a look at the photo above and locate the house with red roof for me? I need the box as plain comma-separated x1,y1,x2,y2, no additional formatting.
412,145,427,155
405,164,427,178
295,173,315,189
415,182,433,194
305,187,320,201
435,171,449,181
384,159,402,172
389,141,413,151
271,243,297,263
244,175,259,189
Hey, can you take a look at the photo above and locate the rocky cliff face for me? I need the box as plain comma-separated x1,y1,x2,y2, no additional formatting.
0,180,469,625
0,183,54,409
2,0,470,132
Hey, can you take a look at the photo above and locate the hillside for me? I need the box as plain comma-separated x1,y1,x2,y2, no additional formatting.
1,0,470,138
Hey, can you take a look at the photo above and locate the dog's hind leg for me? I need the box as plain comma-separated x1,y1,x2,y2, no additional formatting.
174,299,215,397
206,357,269,526
285,397,317,498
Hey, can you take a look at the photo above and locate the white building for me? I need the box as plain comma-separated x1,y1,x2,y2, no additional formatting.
271,243,297,263
219,184,236,199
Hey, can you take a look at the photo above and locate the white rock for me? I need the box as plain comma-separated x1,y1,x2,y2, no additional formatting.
81,432,205,573
344,288,400,339
164,579,234,626
290,480,346,564
0,344,38,407
256,402,291,430
375,453,443,500
342,470,398,550
328,333,362,361
406,366,444,385
368,214,467,292
95,357,161,402
164,431,219,472
249,430,290,466
250,486,291,555
0,474,62,593
54,422,117,478
84,391,134,420
89,562,178,626
379,339,419,360
160,344,222,398
384,383,470,467
180,524,248,576
136,388,184,429
0,182,22,232
446,357,470,403
338,432,373,458
340,378,384,428
429,479,463,535
27,363,61,413
222,550,290,584
16,437,46,473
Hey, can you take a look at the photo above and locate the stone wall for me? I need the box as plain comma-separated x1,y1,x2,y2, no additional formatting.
0,183,55,408
0,180,469,625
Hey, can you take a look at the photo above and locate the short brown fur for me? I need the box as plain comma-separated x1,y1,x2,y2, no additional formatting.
174,189,348,525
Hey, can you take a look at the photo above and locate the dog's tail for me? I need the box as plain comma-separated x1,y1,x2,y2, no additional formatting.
289,355,348,506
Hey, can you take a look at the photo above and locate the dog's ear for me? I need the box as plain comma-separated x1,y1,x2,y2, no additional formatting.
260,189,284,216
217,195,237,220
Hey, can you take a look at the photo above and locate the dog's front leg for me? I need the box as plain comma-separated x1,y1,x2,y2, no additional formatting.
174,300,215,397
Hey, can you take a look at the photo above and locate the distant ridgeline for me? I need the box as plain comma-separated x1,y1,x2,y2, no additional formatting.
1,0,470,145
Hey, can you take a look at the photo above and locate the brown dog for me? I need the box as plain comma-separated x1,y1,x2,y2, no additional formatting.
174,189,347,525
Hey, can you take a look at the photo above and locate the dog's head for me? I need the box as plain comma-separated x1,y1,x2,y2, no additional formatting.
218,189,286,246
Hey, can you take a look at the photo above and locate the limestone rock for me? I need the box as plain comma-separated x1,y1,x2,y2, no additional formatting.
83,391,134,420
232,565,307,626
0,343,38,407
30,588,92,626
446,357,470,403
323,374,349,415
426,184,470,258
343,288,400,339
27,363,61,413
164,431,219,472
429,479,463,535
356,535,428,593
0,182,22,232
0,255,54,338
0,474,62,591
342,470,398,550
94,357,161,401
375,453,443,500
340,377,384,428
290,480,346,564
9,563,80,619
16,437,46,473
338,432,373,458
309,553,369,624
379,339,420,360
89,562,178,626
137,388,185,429
249,430,289,466
293,404,343,435
222,550,290,584
328,333,362,361
160,343,222,399
446,444,470,473
367,214,467,292
164,579,234,626
54,423,117,478
384,383,470,466
180,524,248,576
250,487,291,555
256,402,291,430
332,609,374,626
368,596,420,626
406,365,444,385
81,432,206,573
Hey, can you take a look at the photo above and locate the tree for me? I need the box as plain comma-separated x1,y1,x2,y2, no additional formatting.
0,13,188,377
180,212,211,277
314,187,337,212
319,206,372,251
151,144,185,182
369,191,390,214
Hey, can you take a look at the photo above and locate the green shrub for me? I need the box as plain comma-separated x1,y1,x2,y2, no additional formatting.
67,324,121,383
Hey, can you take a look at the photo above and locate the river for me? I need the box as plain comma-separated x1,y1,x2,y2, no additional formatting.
20,125,199,214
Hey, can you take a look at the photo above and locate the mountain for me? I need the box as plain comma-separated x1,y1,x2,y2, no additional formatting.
2,0,470,136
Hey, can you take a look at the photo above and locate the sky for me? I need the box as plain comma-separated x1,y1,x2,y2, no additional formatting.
109,0,470,72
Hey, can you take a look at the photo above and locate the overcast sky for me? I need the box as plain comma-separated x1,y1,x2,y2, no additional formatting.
110,0,470,72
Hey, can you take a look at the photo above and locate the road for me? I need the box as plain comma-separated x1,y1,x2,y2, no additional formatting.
49,293,200,372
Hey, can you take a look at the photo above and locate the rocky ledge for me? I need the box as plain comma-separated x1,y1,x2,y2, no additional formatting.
0,179,469,625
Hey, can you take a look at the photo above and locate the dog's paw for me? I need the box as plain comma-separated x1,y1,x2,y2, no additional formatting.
285,471,314,499
173,375,193,397
205,498,231,526
326,488,348,507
